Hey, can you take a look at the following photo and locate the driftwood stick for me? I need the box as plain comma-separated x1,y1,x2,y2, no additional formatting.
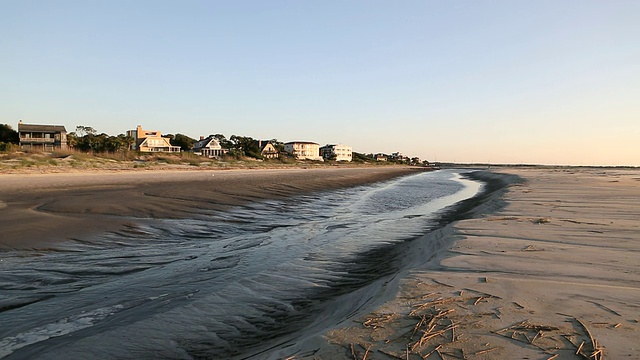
450,319,456,342
513,302,525,309
531,330,543,343
474,347,499,355
410,298,459,316
362,345,371,360
421,292,437,299
422,325,458,343
591,349,603,359
411,315,427,340
575,317,599,355
423,344,442,359
492,320,530,334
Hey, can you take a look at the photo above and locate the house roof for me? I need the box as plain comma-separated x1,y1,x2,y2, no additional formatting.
18,124,67,132
193,136,222,150
285,141,319,145
139,137,173,147
254,140,274,151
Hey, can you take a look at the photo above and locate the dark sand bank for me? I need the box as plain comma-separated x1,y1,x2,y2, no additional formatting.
0,167,420,250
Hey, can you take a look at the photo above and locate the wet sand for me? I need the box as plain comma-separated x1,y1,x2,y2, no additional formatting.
294,168,640,360
0,167,419,250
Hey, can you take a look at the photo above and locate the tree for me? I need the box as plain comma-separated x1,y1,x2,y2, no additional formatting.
117,134,135,151
0,124,19,144
167,133,196,152
68,125,132,153
67,132,79,148
75,126,97,137
213,134,233,150
230,135,261,158
352,152,371,163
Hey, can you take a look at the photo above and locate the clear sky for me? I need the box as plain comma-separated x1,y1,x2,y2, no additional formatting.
2,1,638,166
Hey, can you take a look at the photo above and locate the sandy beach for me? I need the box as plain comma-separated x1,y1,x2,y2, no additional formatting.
1,167,638,360
300,168,640,360
0,167,419,250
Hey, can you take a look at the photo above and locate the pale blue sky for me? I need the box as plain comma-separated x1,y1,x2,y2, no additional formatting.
2,1,639,165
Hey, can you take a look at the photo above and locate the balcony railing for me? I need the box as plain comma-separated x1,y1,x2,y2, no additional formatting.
20,137,55,143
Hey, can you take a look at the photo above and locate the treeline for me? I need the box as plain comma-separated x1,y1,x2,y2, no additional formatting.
1,123,288,160
0,124,19,151
68,126,134,153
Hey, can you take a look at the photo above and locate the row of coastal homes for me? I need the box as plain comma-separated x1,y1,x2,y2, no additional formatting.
192,136,280,159
14,122,354,162
284,142,353,162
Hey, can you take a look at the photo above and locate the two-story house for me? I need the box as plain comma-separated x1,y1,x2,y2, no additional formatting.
257,140,279,159
193,135,228,158
284,141,323,161
319,144,353,162
17,121,68,151
126,125,180,152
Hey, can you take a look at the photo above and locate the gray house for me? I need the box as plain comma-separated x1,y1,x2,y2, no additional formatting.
18,121,68,151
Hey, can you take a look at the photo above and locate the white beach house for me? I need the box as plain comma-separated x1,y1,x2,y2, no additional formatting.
284,141,323,161
319,144,353,162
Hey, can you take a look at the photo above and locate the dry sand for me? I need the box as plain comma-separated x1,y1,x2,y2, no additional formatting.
298,168,640,360
0,167,419,250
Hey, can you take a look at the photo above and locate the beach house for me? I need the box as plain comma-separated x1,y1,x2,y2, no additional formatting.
374,153,388,161
284,141,323,161
192,135,228,158
126,125,180,153
390,152,409,162
319,144,353,162
257,140,279,159
17,121,68,151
